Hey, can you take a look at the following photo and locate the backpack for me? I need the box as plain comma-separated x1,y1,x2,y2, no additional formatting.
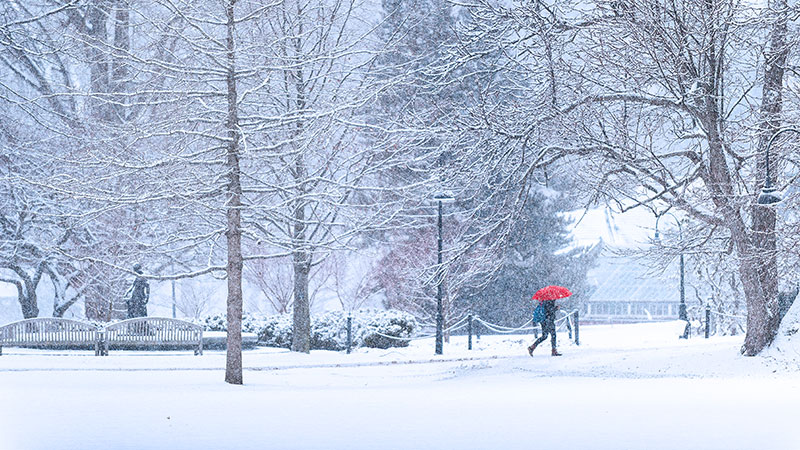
532,302,545,323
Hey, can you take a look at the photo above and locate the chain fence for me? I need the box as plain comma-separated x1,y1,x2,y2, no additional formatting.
342,309,582,352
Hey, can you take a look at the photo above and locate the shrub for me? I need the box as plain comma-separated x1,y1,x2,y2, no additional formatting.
360,309,416,349
255,314,293,348
198,309,417,350
311,310,351,351
201,313,227,332
199,313,265,334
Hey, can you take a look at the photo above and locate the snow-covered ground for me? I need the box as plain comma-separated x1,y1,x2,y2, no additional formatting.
2,321,799,450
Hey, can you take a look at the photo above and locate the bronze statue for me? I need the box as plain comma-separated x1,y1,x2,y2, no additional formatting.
125,263,150,318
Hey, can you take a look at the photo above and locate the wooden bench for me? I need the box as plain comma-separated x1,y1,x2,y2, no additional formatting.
101,317,203,356
0,318,101,356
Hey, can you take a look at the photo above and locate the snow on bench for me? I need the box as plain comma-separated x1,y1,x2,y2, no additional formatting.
101,317,203,356
0,318,101,356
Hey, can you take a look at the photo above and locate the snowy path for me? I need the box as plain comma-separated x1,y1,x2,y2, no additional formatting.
2,321,799,450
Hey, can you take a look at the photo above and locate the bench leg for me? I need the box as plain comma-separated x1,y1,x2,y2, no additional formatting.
0,345,3,356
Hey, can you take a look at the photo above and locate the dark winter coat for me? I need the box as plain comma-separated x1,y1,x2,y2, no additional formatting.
532,300,559,350
542,300,558,324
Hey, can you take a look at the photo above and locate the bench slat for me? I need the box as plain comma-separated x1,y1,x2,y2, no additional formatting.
103,317,202,356
1,317,203,356
0,318,99,354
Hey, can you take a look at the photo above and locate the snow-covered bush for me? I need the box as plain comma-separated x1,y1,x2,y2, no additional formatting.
311,310,351,351
255,314,294,348
198,309,417,350
200,313,228,332
198,313,266,334
359,309,416,349
310,309,416,350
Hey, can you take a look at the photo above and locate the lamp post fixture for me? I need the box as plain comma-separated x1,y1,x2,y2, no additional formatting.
655,212,688,338
433,193,455,355
755,128,797,335
757,128,799,205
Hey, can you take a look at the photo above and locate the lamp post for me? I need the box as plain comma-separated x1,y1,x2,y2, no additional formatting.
755,128,796,334
655,212,688,338
433,193,454,355
757,128,799,205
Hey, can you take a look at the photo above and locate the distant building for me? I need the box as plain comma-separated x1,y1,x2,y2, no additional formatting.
566,206,684,323
583,254,682,322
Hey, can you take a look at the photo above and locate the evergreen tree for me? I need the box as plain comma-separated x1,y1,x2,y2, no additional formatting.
458,189,597,327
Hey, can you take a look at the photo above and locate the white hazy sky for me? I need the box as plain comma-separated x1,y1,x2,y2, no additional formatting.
564,205,659,250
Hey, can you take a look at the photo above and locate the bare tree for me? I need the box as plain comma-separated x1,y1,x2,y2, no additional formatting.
243,253,331,315
175,281,214,320
244,257,295,315
0,0,157,320
329,250,382,312
438,0,797,355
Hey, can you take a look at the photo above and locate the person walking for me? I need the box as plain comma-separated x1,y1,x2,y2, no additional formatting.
527,285,571,357
528,298,562,356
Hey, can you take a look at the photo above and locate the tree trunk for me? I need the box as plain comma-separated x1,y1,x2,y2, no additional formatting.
85,1,111,121
289,21,311,353
53,277,82,318
224,0,244,385
53,296,81,318
705,127,776,354
111,0,130,121
6,263,44,318
17,280,39,319
291,202,311,353
741,0,788,355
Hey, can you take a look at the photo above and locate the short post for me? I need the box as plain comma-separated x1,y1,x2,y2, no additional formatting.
467,313,473,350
567,316,573,340
574,310,580,346
476,316,481,341
346,314,353,354
705,305,710,339
98,330,108,356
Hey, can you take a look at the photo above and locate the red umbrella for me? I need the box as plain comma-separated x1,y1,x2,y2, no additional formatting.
532,285,572,301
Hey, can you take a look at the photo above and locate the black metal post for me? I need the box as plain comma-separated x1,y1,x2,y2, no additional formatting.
574,310,580,346
705,305,710,339
757,128,799,205
679,251,689,339
435,200,444,355
657,213,689,339
467,313,473,350
346,315,353,354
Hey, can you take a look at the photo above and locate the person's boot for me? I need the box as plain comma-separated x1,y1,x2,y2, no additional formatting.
551,348,562,356
527,343,538,356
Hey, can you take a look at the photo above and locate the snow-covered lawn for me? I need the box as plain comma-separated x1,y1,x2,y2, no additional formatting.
2,321,799,450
